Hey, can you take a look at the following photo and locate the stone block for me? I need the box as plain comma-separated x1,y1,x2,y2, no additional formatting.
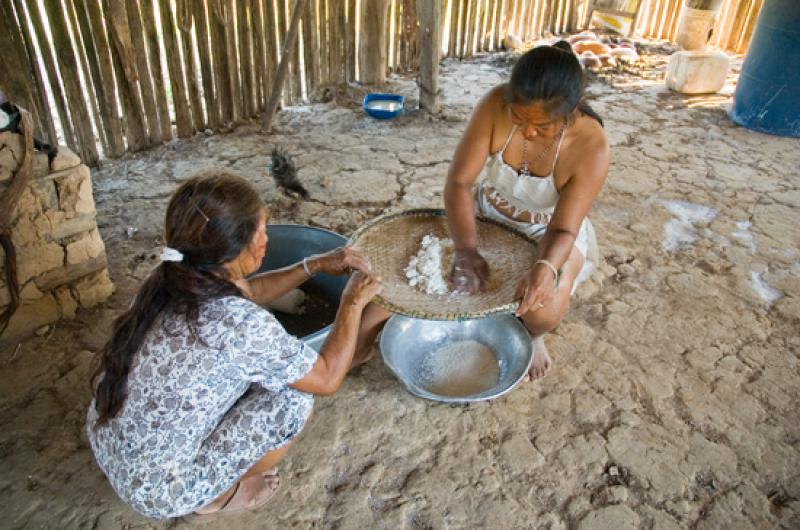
50,146,81,172
54,165,95,215
73,269,114,308
34,253,107,291
0,293,60,348
65,229,105,265
54,285,77,318
0,131,23,183
665,50,730,95
29,178,59,210
19,281,43,301
16,241,64,285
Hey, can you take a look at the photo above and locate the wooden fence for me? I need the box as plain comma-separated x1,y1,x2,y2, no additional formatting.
1,0,763,165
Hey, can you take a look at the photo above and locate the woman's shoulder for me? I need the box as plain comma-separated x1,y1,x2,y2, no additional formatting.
201,296,273,325
569,114,608,154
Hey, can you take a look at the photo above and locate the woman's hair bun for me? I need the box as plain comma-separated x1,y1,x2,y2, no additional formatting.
552,40,574,53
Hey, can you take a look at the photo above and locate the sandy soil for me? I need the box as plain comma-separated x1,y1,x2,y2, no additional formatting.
1,42,798,529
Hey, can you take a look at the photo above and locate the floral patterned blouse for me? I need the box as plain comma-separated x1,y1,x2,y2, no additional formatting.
86,296,318,519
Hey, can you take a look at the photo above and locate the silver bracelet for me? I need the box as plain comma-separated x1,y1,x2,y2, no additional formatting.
534,259,559,283
302,257,313,277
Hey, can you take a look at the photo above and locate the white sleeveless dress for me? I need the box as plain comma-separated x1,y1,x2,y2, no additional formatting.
475,125,599,290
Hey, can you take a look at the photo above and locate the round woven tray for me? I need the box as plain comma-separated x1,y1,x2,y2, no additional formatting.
349,209,538,320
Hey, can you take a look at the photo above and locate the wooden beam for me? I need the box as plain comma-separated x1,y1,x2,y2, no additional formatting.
418,0,442,114
262,0,306,132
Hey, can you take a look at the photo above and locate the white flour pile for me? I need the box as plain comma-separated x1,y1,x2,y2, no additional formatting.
422,340,500,397
404,234,454,295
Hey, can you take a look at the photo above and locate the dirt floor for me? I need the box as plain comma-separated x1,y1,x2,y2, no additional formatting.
1,41,798,529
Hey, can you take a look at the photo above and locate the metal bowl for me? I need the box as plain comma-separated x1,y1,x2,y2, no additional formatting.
255,224,348,351
379,314,533,403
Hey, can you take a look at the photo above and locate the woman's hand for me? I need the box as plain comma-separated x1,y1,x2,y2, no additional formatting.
515,264,558,316
307,246,371,276
341,271,383,308
449,248,490,294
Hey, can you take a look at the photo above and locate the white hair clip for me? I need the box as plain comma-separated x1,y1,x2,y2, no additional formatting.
161,247,184,262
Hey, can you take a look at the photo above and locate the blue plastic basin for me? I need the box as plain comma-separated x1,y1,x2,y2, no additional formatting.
255,224,348,351
363,93,404,119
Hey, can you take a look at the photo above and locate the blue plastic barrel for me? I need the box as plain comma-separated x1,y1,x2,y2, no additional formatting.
729,0,800,137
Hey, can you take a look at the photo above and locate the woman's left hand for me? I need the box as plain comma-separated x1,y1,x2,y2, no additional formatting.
306,246,371,276
515,265,558,317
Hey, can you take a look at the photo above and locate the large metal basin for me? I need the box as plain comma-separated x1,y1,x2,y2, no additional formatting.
379,313,533,403
256,224,348,351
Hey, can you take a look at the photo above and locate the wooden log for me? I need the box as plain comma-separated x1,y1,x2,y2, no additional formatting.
10,0,57,143
526,0,537,38
223,0,242,120
141,0,173,140
346,0,357,82
417,0,442,113
457,0,468,56
237,0,255,117
65,0,109,152
302,0,319,97
0,2,41,133
177,0,205,129
446,0,458,57
737,0,762,53
251,0,267,109
156,0,194,137
360,0,390,82
291,0,304,102
262,0,306,132
79,0,125,156
126,0,163,144
25,0,78,150
209,0,233,126
726,0,751,51
44,0,99,163
318,0,329,84
104,0,151,152
327,0,340,84
480,0,491,51
194,0,220,130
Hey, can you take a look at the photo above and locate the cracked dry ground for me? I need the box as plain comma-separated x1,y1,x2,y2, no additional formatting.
1,51,798,529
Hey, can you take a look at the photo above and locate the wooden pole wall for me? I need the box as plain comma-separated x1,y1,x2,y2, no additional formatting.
0,0,763,163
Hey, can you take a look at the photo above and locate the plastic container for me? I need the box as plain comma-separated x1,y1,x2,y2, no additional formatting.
665,50,730,94
363,93,404,120
676,7,716,50
730,0,800,137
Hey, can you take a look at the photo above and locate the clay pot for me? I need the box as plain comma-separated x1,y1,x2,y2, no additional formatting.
580,50,601,70
610,47,640,62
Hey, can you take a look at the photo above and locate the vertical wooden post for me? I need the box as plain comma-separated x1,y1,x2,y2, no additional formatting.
177,0,205,129
262,0,306,132
209,0,233,126
64,0,108,152
252,0,267,109
26,0,78,149
126,0,163,144
302,0,320,97
45,0,99,162
360,0,390,84
141,0,173,140
417,0,442,114
157,0,194,137
80,0,126,155
237,0,255,117
194,0,220,130
11,0,58,143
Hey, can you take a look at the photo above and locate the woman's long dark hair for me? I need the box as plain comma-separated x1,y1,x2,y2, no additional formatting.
505,41,603,126
92,169,265,426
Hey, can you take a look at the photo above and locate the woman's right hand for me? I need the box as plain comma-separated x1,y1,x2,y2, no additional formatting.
449,248,489,294
341,271,383,308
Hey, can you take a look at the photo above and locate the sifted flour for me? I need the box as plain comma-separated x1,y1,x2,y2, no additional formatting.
404,234,455,295
421,340,500,397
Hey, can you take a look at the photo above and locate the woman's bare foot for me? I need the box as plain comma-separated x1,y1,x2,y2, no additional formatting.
194,471,280,515
522,336,552,383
